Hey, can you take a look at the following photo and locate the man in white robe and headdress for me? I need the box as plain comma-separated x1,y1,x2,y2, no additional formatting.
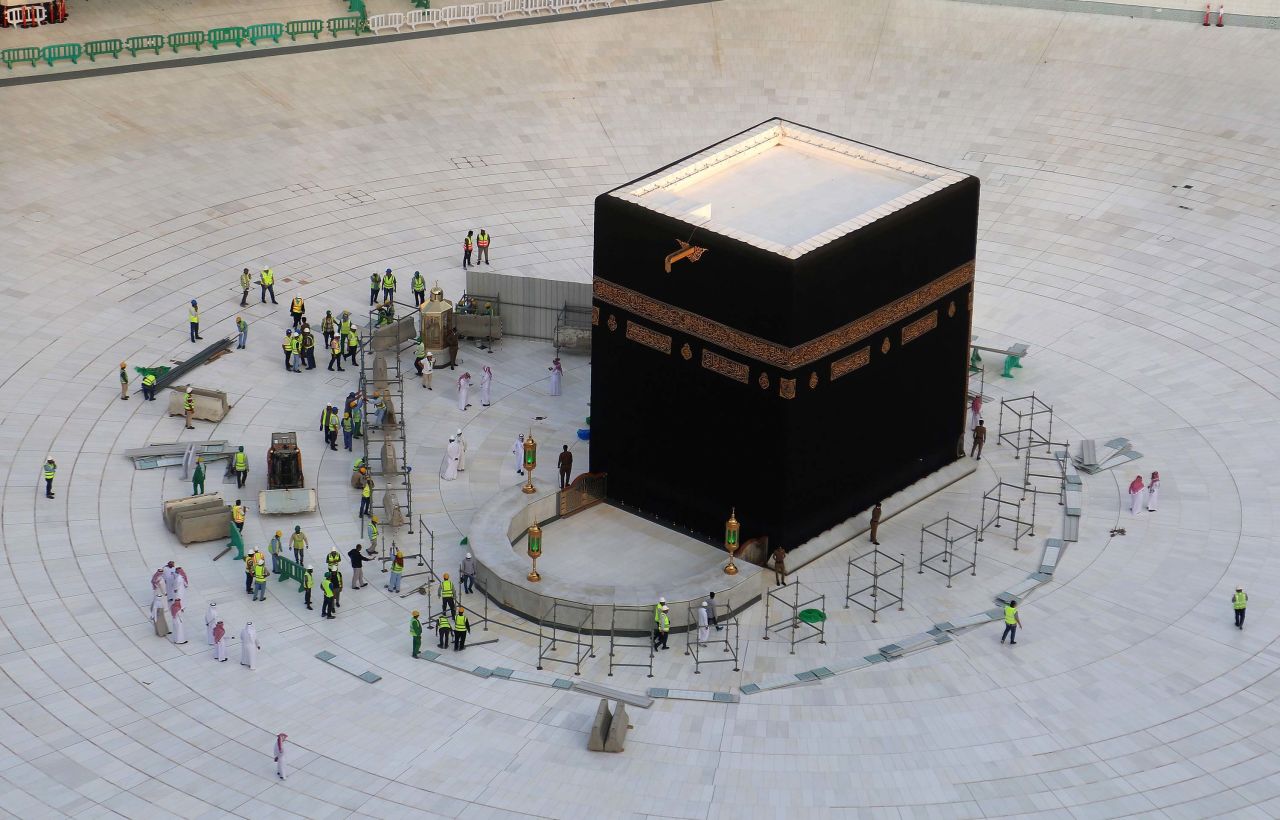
151,567,166,596
696,601,710,646
457,372,471,411
455,428,467,472
511,433,525,478
240,622,259,669
150,592,169,637
212,620,227,661
273,733,289,780
205,602,218,645
480,366,492,407
171,566,189,602
548,357,562,396
162,561,178,603
439,436,459,481
170,599,187,645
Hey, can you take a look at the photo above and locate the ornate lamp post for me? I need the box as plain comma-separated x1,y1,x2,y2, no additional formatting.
527,523,542,582
723,508,740,575
521,431,538,494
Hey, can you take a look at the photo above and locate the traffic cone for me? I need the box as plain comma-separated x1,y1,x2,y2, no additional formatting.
1216,4,1225,25
1202,2,1210,25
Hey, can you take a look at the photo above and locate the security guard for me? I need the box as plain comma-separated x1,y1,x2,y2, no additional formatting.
436,609,452,648
320,572,335,619
191,457,205,496
476,228,490,265
233,445,248,488
183,387,196,429
411,270,426,305
439,573,456,618
1001,600,1022,645
141,371,157,401
381,268,396,302
42,457,56,499
410,611,422,658
452,607,470,651
289,294,305,330
119,361,130,401
188,299,202,343
231,499,246,533
1233,587,1248,629
239,267,252,306
302,565,314,610
260,267,277,304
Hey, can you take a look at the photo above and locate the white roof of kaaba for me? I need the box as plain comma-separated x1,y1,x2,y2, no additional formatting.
612,119,969,259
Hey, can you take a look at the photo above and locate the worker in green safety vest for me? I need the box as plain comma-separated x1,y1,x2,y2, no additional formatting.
1000,600,1022,645
1233,587,1248,629
234,445,248,488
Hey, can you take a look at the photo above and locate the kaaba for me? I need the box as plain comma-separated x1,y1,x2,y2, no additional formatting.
590,119,979,551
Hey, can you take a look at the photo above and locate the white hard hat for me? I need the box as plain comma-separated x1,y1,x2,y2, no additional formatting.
659,597,666,603
701,601,708,607
186,387,193,392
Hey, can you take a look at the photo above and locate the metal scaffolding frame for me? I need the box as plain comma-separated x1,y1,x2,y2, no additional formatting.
978,481,1036,551
359,304,415,555
1024,438,1070,506
997,392,1055,460
392,517,435,593
762,577,826,654
685,603,740,674
537,601,595,675
846,549,905,622
918,515,978,587
607,604,654,678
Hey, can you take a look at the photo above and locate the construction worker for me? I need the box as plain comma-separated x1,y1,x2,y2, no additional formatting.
320,309,336,348
289,293,305,330
655,605,671,650
244,549,255,594
476,228,490,265
302,566,314,610
436,608,452,648
462,230,474,268
1000,600,1022,645
260,267,277,304
301,324,316,370
351,397,363,438
341,412,353,451
345,324,360,367
368,515,379,554
119,361,130,401
381,268,396,302
331,566,344,609
235,315,248,349
290,525,308,564
369,271,381,306
231,499,247,533
410,611,423,658
289,330,302,373
141,371,157,401
42,457,56,499
452,606,470,651
320,572,335,619
191,457,205,496
439,573,456,618
411,271,426,306
359,477,373,518
652,596,665,644
253,556,268,601
269,530,283,573
339,310,352,340
188,299,202,343
239,267,251,306
328,334,343,372
387,550,405,593
183,387,196,429
234,445,248,488
326,547,341,572
281,330,294,371
1233,587,1248,629
320,403,334,437
370,392,386,429
326,409,338,451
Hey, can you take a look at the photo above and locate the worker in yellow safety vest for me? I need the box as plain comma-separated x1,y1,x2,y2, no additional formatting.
381,269,396,302
359,477,373,518
244,550,256,595
142,372,157,401
289,294,305,330
260,267,277,304
252,557,268,601
411,271,426,305
476,228,490,265
188,299,202,343
452,607,470,651
183,387,196,430
462,231,474,268
231,500,246,533
42,457,57,499
234,445,248,488
239,267,251,306
439,573,456,618
302,566,314,610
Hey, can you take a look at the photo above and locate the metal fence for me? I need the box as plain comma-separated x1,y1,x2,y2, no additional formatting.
465,270,591,340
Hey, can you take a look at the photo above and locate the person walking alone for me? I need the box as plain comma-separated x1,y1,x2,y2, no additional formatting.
188,299,202,343
460,552,476,594
654,605,670,650
557,445,573,490
289,526,308,565
191,457,206,496
234,445,248,488
236,315,248,349
971,419,986,459
1000,600,1022,645
869,502,882,545
42,457,57,499
119,361,130,401
771,546,787,586
410,611,422,658
260,267,277,304
1233,586,1248,629
239,267,251,307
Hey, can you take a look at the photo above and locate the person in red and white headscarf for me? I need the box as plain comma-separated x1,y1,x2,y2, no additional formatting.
212,621,227,662
273,733,288,780
205,602,218,645
457,371,471,411
163,561,178,602
548,357,563,396
170,599,187,645
1146,471,1160,512
171,566,189,602
150,591,169,638
151,567,166,595
480,365,493,407
969,395,982,430
1128,475,1145,515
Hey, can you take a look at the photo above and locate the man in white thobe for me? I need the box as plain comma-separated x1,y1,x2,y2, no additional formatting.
274,733,289,780
150,592,169,637
205,603,218,645
212,621,227,661
170,600,187,645
548,357,562,396
171,567,188,602
696,601,710,645
240,622,259,669
480,366,492,407
439,437,460,481
456,428,467,472
457,372,471,411
162,561,178,603
511,433,525,477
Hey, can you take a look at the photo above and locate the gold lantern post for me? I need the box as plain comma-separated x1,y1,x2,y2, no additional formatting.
418,281,453,350
527,523,542,582
723,508,740,575
521,431,538,494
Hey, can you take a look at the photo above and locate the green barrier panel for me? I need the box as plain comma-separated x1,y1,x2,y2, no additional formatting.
286,19,323,41
2,47,39,70
276,555,307,592
227,520,245,561
126,35,165,57
798,609,827,624
208,26,245,49
412,0,431,8
246,22,284,45
40,43,81,67
326,15,365,37
167,30,205,53
84,39,124,61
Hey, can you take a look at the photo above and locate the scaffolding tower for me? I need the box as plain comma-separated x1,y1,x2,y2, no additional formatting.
918,515,978,587
762,577,827,654
997,393,1054,460
1024,437,1069,506
685,602,740,674
845,549,904,622
978,481,1036,551
607,604,654,678
537,601,595,675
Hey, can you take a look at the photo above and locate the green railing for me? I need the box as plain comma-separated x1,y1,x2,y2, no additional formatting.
246,23,284,45
40,43,81,66
84,38,123,61
1,47,39,70
286,19,323,41
168,30,205,53
126,35,164,57
208,26,245,49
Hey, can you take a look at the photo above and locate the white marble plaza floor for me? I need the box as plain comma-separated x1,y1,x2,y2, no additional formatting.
2,0,1280,817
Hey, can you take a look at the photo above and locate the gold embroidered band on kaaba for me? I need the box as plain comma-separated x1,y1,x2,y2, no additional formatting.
594,260,974,371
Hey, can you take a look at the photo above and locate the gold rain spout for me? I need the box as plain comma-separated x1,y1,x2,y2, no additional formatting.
664,239,708,273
